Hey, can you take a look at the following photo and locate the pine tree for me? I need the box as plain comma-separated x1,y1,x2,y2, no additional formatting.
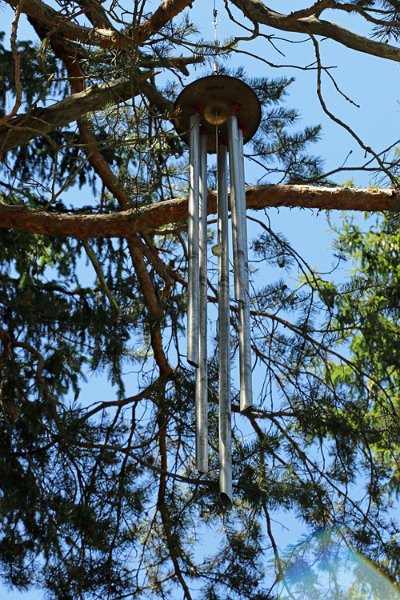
0,1,399,598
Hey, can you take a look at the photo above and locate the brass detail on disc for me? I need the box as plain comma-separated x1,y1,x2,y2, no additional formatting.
174,75,261,153
204,100,230,125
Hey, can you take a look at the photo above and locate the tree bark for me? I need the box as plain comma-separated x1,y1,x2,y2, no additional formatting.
138,0,195,42
0,185,398,239
5,0,194,48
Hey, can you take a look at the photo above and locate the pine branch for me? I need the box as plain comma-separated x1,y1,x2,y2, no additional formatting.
138,0,195,42
0,73,154,156
82,240,122,318
0,185,398,239
5,0,133,48
232,0,400,61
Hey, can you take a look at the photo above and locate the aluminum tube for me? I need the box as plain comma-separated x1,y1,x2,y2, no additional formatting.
187,113,200,367
227,115,243,303
228,116,253,412
217,143,232,508
238,301,253,412
237,127,253,412
237,128,249,280
196,133,208,473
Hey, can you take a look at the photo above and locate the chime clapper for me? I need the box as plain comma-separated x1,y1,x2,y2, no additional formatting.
212,244,224,256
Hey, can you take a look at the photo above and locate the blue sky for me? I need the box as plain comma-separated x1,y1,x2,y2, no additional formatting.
1,0,399,598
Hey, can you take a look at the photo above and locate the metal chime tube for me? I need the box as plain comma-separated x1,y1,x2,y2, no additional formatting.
187,114,200,367
195,133,209,473
217,142,232,508
227,116,243,304
228,115,253,412
237,127,253,412
237,128,248,276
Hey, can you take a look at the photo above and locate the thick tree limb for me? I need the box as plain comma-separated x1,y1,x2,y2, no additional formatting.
5,0,399,60
5,0,194,48
137,0,195,42
232,0,400,62
5,0,126,47
0,186,398,239
74,0,114,29
0,74,154,156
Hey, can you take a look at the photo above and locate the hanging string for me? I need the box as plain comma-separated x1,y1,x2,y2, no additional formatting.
213,0,220,212
212,0,218,74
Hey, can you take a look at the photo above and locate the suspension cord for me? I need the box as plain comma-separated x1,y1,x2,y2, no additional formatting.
213,0,218,74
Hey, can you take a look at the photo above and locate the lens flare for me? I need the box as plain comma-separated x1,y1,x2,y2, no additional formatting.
278,528,400,599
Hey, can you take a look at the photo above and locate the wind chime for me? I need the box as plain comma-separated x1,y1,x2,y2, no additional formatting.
174,74,261,508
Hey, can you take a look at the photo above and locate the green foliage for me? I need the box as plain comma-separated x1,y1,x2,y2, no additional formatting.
247,72,324,183
0,33,64,115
